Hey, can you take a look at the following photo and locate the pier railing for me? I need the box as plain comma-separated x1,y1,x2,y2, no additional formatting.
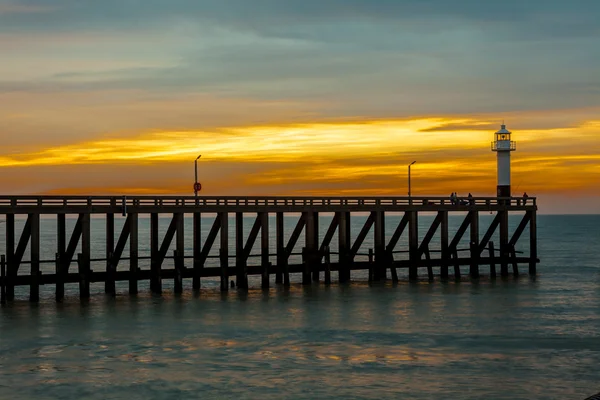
0,195,536,211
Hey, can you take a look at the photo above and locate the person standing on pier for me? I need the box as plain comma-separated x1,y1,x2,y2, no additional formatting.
523,192,529,205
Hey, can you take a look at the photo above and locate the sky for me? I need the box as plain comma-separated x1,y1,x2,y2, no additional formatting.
0,0,599,213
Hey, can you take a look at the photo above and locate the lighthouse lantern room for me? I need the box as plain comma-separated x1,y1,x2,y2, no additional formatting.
491,124,516,197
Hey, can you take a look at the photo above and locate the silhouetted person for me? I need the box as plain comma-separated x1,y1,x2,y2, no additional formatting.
468,192,474,205
523,192,529,205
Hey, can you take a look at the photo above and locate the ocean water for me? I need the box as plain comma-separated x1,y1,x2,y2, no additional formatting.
0,214,599,399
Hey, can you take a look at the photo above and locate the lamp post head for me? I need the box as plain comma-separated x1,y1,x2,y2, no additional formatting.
410,161,416,166
196,154,202,161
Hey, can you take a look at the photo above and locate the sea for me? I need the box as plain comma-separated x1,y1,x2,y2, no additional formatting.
0,214,599,400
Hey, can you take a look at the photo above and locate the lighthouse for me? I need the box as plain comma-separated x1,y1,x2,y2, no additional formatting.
492,124,516,197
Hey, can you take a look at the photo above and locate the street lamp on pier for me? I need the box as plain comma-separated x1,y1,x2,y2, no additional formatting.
408,161,416,198
194,154,202,197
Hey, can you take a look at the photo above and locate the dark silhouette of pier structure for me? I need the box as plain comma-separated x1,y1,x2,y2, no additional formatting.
0,195,538,303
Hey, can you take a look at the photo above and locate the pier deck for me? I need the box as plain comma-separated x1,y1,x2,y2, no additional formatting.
0,195,538,302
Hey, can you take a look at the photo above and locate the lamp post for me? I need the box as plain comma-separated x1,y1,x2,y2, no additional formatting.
194,154,201,197
408,161,416,198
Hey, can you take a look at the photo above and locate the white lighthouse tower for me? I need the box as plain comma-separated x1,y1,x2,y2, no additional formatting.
492,124,516,197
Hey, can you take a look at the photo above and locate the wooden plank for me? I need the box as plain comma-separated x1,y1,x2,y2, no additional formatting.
386,213,409,253
350,212,375,258
220,212,229,291
13,215,32,276
418,212,442,257
508,212,532,247
311,212,320,282
78,253,90,299
470,210,479,278
105,213,115,294
156,215,177,264
338,211,351,283
0,255,5,304
449,212,473,251
489,241,496,278
477,213,501,254
285,214,306,257
374,211,386,281
236,212,248,289
260,212,269,289
175,213,184,294
275,212,284,284
199,216,221,265
500,210,509,276
129,213,138,294
440,211,449,280
111,214,130,268
5,214,14,301
243,214,262,259
193,212,202,290
29,213,40,302
529,210,537,275
318,214,339,258
408,211,419,281
303,212,316,285
150,213,160,293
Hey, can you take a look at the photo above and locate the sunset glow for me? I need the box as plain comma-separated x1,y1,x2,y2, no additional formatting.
0,0,598,213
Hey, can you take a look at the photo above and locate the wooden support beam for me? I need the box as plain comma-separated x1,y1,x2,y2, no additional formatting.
13,215,32,277
220,212,229,291
29,213,40,302
477,213,501,254
408,211,419,281
199,216,221,265
470,210,480,279
243,215,262,259
318,214,339,261
508,212,532,248
350,212,375,258
489,241,496,278
510,245,519,276
193,212,202,290
175,213,184,294
311,212,320,282
500,210,509,277
5,214,14,301
374,211,386,281
78,253,90,299
449,212,473,251
105,214,115,294
129,213,138,294
157,215,177,265
324,246,331,285
338,211,351,283
275,212,284,284
260,212,270,289
418,212,442,257
150,213,160,293
303,211,316,285
386,213,409,253
285,214,306,257
440,211,449,281
174,249,183,294
0,255,5,305
236,212,247,289
529,210,537,275
453,249,461,279
112,214,131,269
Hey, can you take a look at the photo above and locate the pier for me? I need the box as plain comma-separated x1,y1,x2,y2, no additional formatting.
0,195,538,303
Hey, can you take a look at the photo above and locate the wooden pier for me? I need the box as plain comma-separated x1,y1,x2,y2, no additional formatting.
0,195,538,303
